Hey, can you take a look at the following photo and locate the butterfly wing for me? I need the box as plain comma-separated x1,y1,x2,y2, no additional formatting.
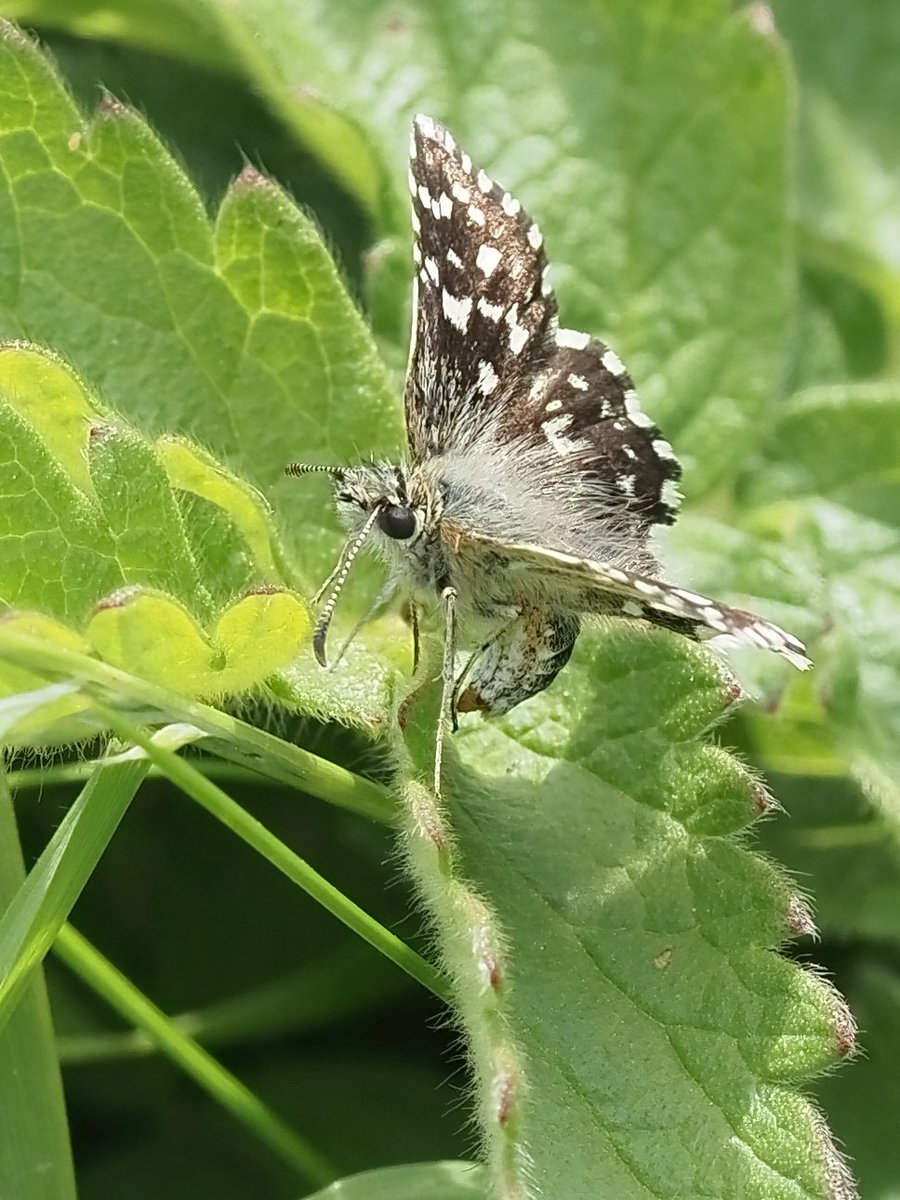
406,115,681,551
406,114,557,462
444,523,811,671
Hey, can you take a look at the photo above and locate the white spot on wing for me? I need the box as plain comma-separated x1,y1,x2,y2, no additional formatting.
617,474,636,496
601,348,626,376
567,373,589,391
477,296,503,322
629,409,655,428
442,289,473,332
501,192,521,216
468,205,485,226
477,360,499,395
652,438,677,461
674,589,714,607
415,114,436,140
505,304,529,355
542,414,580,456
662,479,683,508
461,152,472,173
451,181,471,203
446,247,462,268
621,444,636,459
477,169,493,194
622,600,644,617
407,169,417,196
438,192,453,219
417,184,432,209
411,210,421,234
624,389,654,427
545,398,563,413
556,328,590,350
527,223,543,249
476,244,502,277
424,256,439,285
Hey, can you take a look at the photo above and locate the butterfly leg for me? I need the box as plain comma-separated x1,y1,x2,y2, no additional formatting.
457,609,580,716
330,579,399,668
409,599,420,673
433,584,458,796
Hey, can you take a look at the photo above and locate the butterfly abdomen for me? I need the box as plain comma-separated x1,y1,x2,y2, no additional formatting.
456,608,580,716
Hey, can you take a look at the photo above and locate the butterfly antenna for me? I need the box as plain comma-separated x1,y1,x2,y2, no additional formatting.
285,463,342,478
313,507,382,668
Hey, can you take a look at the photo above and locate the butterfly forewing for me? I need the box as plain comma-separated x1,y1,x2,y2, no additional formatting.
407,115,682,537
444,523,811,671
406,115,557,461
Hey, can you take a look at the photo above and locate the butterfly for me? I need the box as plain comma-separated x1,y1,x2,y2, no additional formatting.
288,114,809,793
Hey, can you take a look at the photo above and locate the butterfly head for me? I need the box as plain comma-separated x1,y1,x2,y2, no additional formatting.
330,461,427,549
285,459,442,666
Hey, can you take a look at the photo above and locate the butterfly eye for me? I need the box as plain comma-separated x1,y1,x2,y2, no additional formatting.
377,504,417,540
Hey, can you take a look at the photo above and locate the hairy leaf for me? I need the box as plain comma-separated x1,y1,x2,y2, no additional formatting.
400,631,856,1199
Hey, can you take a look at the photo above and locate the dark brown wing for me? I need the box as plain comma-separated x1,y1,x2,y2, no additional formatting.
405,114,681,535
405,114,557,461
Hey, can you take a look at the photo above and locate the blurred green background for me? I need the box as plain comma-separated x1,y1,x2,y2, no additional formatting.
1,2,899,1197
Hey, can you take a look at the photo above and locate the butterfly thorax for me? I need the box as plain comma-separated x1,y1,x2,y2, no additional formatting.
334,458,540,625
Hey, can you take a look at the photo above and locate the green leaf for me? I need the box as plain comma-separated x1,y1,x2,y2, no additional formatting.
208,0,792,497
0,0,235,71
2,4,791,496
0,19,401,579
303,1160,488,1200
771,0,900,365
0,341,312,734
736,383,900,828
758,773,900,946
816,964,900,1200
399,631,855,1199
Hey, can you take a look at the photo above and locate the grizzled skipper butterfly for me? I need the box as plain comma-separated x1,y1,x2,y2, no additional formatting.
288,116,809,793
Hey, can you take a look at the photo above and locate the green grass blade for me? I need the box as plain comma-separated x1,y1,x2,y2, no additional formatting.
303,1160,489,1199
0,780,77,1200
93,701,449,1004
53,921,336,1188
0,753,148,1035
0,627,394,824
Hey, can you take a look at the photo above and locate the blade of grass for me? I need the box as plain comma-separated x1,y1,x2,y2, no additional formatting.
0,753,148,1035
0,779,76,1200
53,921,336,1188
93,702,450,1004
58,941,410,1063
